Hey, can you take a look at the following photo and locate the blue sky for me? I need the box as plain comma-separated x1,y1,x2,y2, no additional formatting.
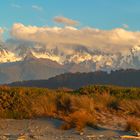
0,0,140,31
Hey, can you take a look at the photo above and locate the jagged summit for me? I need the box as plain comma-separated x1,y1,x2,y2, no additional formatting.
24,51,37,61
0,43,21,63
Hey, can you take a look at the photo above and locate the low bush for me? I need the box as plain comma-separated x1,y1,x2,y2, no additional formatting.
126,118,140,132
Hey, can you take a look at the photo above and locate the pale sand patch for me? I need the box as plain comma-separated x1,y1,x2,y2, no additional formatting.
0,118,134,140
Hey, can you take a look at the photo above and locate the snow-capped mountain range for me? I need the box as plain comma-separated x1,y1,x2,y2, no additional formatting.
1,42,140,70
0,41,140,84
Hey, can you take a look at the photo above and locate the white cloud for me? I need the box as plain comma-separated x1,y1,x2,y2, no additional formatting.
32,5,43,11
10,23,140,55
54,16,79,26
11,4,21,8
122,24,129,29
0,28,4,41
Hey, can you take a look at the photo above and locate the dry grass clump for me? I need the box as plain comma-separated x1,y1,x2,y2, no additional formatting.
119,100,140,116
69,95,96,114
32,93,57,117
60,110,98,131
55,93,72,115
93,92,120,111
54,94,98,131
126,118,140,132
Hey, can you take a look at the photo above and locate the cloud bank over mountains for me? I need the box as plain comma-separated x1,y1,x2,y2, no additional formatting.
9,23,140,55
0,16,140,70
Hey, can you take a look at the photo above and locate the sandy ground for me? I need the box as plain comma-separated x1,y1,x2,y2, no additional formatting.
0,118,136,140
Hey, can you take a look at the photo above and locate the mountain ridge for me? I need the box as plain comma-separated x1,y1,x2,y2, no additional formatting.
7,69,140,89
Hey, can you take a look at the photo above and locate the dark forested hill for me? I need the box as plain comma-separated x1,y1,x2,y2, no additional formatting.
8,69,140,89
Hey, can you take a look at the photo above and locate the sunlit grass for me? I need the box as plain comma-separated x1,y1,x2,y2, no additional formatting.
0,85,140,131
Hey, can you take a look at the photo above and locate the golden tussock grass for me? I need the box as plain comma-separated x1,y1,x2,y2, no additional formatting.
126,118,140,132
60,109,98,131
0,85,140,131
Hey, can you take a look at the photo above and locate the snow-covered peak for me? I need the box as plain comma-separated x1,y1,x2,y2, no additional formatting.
0,43,21,63
1,42,140,71
0,49,21,63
